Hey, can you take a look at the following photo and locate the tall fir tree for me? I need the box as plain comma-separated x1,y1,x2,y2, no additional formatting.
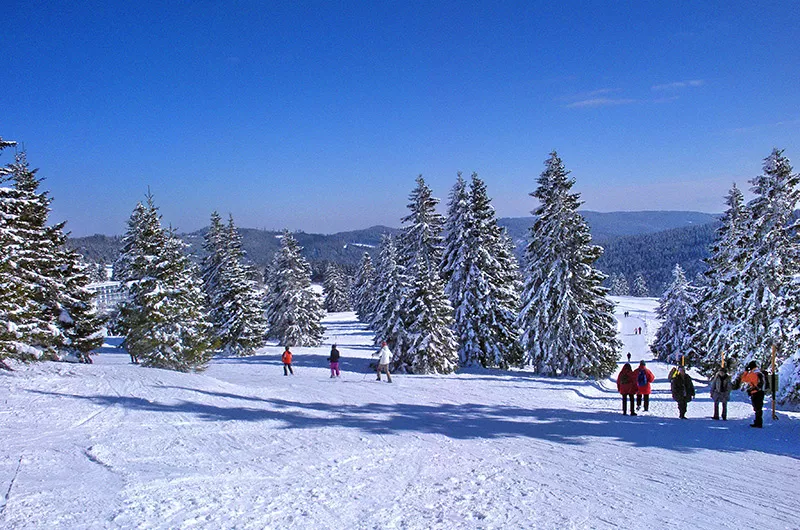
202,213,267,356
264,231,325,346
395,176,458,373
323,263,351,312
651,264,698,365
632,273,649,297
443,172,522,368
0,150,104,364
517,152,620,378
117,195,214,371
0,140,36,365
693,185,748,374
370,235,410,352
733,150,800,403
608,272,630,296
55,248,106,362
350,251,375,323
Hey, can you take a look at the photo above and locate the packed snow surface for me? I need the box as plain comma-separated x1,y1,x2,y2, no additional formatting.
2,297,799,529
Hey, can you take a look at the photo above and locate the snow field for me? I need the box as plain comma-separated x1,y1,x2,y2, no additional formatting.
2,303,800,529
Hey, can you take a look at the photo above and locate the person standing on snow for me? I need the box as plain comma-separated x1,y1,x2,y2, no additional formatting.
328,344,341,378
736,361,767,428
616,363,638,416
670,366,695,419
373,341,392,383
709,367,732,421
632,361,655,412
282,346,294,376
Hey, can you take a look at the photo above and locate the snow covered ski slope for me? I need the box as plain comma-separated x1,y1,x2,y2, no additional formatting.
2,298,799,529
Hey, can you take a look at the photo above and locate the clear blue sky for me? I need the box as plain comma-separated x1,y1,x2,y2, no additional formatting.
3,1,798,236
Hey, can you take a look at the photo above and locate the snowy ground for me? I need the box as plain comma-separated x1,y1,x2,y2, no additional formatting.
2,297,799,529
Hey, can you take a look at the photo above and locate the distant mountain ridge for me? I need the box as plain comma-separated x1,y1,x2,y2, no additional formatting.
67,211,719,291
498,210,719,245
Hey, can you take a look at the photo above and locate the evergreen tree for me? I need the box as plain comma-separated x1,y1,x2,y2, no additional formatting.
608,272,630,296
441,172,469,287
203,213,268,356
734,150,800,403
693,185,748,374
443,173,522,368
117,195,214,371
264,231,325,346
350,251,375,322
517,152,620,378
323,263,351,312
395,176,458,373
651,264,697,365
632,273,649,297
56,248,106,362
370,235,410,352
92,262,109,283
201,211,226,312
0,140,37,365
5,153,67,358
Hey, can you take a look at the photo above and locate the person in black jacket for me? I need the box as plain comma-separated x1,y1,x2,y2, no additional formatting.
671,366,695,419
328,344,341,378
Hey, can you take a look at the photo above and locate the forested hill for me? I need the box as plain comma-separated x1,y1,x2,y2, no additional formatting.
68,211,718,290
498,210,719,245
67,225,401,276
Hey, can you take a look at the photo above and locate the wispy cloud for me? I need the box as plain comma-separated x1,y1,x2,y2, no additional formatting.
651,79,704,91
732,119,800,134
565,97,637,109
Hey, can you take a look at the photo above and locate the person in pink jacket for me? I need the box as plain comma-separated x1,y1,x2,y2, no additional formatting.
632,361,655,412
617,363,638,415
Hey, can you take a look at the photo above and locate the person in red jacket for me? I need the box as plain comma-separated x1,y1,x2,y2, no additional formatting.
281,346,294,376
617,363,638,416
632,360,656,412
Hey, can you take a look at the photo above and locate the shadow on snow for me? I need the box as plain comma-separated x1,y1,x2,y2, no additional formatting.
28,388,800,460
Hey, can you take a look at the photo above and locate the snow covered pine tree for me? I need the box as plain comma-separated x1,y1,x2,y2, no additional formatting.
116,194,213,371
395,176,458,374
201,212,267,356
442,172,522,368
264,231,325,347
517,151,620,378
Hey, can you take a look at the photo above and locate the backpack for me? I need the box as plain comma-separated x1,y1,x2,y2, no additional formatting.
637,369,647,387
759,372,771,393
620,373,631,385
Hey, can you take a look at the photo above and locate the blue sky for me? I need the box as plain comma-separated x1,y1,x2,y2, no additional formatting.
2,1,798,236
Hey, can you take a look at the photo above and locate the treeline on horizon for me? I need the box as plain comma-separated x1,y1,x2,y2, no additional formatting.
67,214,721,297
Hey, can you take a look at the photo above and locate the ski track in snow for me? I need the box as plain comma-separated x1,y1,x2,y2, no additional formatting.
1,299,799,529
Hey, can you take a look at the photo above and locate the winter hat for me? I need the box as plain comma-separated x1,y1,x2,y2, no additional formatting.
747,360,758,370
639,361,646,367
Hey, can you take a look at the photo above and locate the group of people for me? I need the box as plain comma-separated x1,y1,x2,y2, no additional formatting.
279,341,394,382
616,361,655,415
618,359,769,427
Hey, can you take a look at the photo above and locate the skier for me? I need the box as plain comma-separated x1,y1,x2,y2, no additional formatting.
632,361,655,412
709,367,732,420
373,341,392,383
626,352,632,363
328,344,341,378
736,361,766,428
670,366,695,419
616,363,637,415
282,346,294,376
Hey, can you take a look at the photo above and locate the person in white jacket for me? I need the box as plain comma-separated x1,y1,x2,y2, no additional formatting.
374,342,393,383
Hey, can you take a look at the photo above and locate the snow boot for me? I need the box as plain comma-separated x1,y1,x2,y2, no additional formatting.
630,412,637,416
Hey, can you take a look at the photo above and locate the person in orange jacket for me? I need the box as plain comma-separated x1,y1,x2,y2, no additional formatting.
282,346,294,376
737,361,766,428
632,361,656,412
616,363,638,415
